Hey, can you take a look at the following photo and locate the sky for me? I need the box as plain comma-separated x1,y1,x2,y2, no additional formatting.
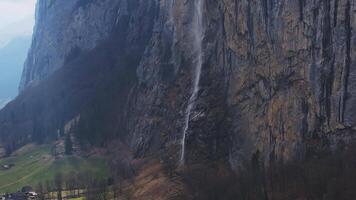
0,0,36,47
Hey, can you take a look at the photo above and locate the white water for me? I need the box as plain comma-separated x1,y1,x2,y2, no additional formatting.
180,0,204,165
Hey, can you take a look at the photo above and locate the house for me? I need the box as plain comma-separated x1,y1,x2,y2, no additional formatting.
26,192,38,200
1,164,14,170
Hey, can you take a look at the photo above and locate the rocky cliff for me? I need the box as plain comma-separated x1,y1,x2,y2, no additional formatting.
2,0,356,170
19,0,127,91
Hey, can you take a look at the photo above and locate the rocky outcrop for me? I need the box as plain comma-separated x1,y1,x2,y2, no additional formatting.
2,0,356,170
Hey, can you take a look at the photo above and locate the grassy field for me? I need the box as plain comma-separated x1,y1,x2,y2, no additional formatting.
0,144,108,193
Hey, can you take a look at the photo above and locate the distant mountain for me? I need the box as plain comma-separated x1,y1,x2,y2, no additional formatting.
0,36,31,109
0,99,10,109
0,17,34,48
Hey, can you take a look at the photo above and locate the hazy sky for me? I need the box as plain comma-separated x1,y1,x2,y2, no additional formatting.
0,0,36,28
0,0,36,47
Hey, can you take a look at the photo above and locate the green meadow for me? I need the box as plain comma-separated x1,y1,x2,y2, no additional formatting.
0,144,108,193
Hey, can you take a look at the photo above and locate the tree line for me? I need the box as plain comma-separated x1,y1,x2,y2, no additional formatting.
35,171,113,200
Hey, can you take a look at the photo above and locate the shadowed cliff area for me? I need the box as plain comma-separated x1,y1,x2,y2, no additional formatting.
0,0,157,153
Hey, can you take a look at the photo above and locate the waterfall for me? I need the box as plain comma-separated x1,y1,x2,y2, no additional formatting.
180,0,204,165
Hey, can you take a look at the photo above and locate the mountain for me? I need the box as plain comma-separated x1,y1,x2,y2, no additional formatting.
1,0,356,198
0,36,31,109
0,17,34,48
0,99,10,110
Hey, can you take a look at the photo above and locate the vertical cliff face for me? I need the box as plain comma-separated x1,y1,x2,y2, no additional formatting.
126,0,356,167
220,0,356,166
1,0,158,153
19,0,125,91
124,0,356,167
3,0,356,169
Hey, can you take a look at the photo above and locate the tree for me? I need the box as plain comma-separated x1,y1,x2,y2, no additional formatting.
66,171,79,198
54,172,63,200
36,182,45,200
65,134,73,155
45,180,53,199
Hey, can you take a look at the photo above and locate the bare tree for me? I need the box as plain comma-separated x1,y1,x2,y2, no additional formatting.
36,182,45,200
54,172,63,200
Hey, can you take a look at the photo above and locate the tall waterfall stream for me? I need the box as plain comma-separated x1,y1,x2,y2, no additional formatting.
180,0,204,165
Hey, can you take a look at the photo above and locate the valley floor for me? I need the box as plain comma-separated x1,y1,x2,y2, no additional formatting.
0,144,108,194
